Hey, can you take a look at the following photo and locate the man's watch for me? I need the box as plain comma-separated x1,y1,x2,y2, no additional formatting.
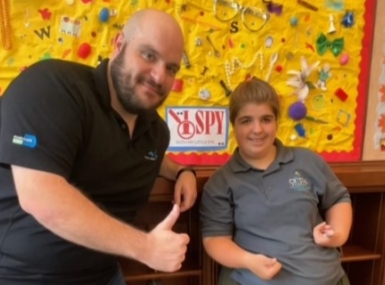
175,167,196,180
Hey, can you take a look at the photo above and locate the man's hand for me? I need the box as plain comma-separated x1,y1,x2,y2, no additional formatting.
159,156,197,212
143,204,190,272
174,171,197,212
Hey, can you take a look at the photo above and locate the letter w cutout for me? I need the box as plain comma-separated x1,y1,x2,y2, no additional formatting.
34,26,51,40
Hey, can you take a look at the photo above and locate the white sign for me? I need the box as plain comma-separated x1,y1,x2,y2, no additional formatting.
166,107,229,151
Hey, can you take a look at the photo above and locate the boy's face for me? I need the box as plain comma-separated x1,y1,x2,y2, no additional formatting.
234,102,277,164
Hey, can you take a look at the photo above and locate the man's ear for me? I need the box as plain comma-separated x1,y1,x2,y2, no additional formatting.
113,32,125,53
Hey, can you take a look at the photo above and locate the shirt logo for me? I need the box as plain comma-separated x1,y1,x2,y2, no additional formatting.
289,171,311,192
144,151,158,161
12,134,37,149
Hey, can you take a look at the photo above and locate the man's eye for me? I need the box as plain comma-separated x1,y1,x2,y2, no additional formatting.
168,67,178,75
143,52,155,61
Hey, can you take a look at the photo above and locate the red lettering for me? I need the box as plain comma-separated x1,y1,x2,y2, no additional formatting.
205,111,216,134
215,111,224,134
195,111,204,134
169,109,190,135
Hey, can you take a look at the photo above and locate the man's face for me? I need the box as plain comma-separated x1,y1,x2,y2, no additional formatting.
110,33,182,114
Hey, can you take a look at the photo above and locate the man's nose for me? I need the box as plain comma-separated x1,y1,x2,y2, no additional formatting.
151,63,167,84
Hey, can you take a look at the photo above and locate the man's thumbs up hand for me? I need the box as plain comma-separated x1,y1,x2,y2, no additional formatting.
155,203,180,231
144,204,190,272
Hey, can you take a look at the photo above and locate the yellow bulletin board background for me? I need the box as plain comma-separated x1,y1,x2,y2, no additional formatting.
0,0,376,165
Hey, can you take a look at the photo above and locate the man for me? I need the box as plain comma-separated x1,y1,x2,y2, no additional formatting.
0,8,197,285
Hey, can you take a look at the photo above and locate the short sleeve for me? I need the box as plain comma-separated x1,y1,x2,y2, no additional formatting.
316,157,351,210
0,62,85,179
200,169,234,238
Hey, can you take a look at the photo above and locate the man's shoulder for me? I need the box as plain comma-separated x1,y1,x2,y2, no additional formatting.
27,59,93,77
2,59,98,108
29,58,91,69
17,59,97,96
150,111,168,128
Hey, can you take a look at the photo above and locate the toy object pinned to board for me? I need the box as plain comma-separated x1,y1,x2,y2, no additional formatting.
286,56,320,102
328,14,336,34
342,11,355,28
316,63,332,91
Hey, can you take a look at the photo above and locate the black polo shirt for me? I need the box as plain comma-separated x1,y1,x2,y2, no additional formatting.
0,59,170,284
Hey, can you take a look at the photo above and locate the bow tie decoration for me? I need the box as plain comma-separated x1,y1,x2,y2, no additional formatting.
316,33,344,57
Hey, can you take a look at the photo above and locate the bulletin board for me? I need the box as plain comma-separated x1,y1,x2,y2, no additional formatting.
362,0,385,160
0,0,377,165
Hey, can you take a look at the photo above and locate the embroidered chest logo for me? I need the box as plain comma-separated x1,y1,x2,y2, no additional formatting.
289,171,311,192
144,151,158,161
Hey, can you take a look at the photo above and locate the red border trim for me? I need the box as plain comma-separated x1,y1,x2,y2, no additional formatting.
320,0,376,162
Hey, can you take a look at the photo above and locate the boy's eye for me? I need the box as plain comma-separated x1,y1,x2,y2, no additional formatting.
240,119,251,124
263,117,272,123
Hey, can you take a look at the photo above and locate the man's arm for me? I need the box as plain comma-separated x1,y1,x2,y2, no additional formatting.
159,155,197,212
12,165,189,272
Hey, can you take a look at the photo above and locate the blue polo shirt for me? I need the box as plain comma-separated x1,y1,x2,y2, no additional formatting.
200,140,350,285
0,59,170,284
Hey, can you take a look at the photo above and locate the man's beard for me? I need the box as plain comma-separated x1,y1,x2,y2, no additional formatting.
110,46,167,115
